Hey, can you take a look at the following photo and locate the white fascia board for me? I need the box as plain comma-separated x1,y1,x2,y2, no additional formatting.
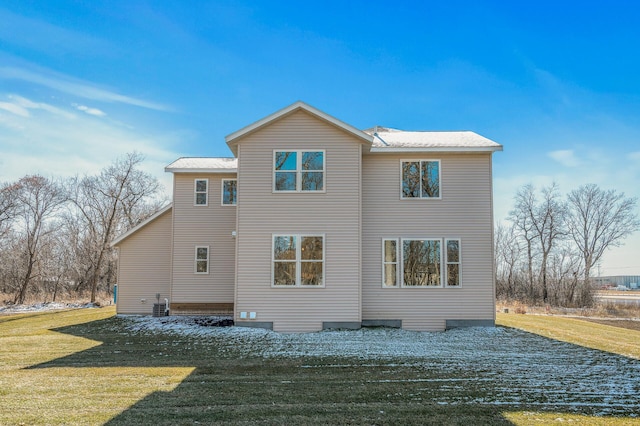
368,146,503,154
110,204,172,247
164,167,238,174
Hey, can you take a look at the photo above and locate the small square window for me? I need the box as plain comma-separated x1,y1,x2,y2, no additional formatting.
401,160,440,199
274,150,324,192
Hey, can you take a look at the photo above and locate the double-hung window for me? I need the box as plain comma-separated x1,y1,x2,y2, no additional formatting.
401,160,440,199
274,150,324,192
195,246,209,274
221,179,237,205
382,239,399,287
445,239,461,286
273,235,324,286
194,179,208,206
382,238,461,287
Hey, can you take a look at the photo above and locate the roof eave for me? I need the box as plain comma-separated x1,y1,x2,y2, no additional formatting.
369,146,503,153
164,167,238,174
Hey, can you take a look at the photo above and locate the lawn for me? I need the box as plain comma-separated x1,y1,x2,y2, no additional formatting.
0,308,639,425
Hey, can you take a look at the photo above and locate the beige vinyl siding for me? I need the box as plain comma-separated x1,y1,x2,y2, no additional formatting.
115,208,172,315
362,153,496,331
171,173,236,305
235,110,362,332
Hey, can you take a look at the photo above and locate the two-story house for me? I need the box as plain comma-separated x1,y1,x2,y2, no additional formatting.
111,101,502,332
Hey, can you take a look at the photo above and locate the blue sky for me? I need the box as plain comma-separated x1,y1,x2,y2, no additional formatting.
1,1,639,275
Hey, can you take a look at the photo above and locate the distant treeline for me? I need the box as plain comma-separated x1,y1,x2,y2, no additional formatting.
0,153,167,305
495,183,639,307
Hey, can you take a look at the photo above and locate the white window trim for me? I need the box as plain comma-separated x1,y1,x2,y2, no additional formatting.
399,159,442,200
221,179,237,206
195,245,209,275
400,237,443,287
384,237,462,288
194,178,209,206
445,238,462,288
273,150,326,193
272,234,326,288
382,238,399,288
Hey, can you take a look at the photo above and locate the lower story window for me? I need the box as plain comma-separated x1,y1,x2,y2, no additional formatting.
383,238,461,288
383,239,399,287
403,239,441,286
273,234,324,286
195,246,209,274
446,239,461,286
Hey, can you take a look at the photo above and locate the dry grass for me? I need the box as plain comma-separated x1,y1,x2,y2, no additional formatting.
496,312,640,359
0,291,114,308
1,307,639,425
497,298,640,319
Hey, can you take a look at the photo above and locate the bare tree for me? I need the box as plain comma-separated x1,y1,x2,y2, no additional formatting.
509,185,539,302
566,184,640,302
495,222,522,299
13,175,66,304
0,181,20,241
531,183,566,303
68,152,163,303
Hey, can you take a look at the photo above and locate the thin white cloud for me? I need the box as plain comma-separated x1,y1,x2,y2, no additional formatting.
0,101,29,117
75,104,106,117
548,149,581,167
0,94,177,195
0,66,170,111
10,95,77,119
628,151,640,161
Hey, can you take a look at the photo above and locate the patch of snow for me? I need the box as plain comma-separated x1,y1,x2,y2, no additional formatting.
117,315,640,416
0,302,98,314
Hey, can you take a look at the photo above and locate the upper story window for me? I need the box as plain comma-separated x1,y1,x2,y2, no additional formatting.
401,160,440,199
274,150,324,192
194,179,208,206
222,179,237,205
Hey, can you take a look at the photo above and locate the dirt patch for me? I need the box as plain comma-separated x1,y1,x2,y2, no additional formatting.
579,318,640,331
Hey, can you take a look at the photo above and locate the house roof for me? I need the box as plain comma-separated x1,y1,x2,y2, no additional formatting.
365,127,503,153
165,157,237,173
110,204,172,247
164,105,502,175
225,101,373,155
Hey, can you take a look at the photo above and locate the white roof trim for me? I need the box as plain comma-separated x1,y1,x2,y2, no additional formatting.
165,168,238,173
369,146,503,153
225,101,373,146
110,204,172,247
